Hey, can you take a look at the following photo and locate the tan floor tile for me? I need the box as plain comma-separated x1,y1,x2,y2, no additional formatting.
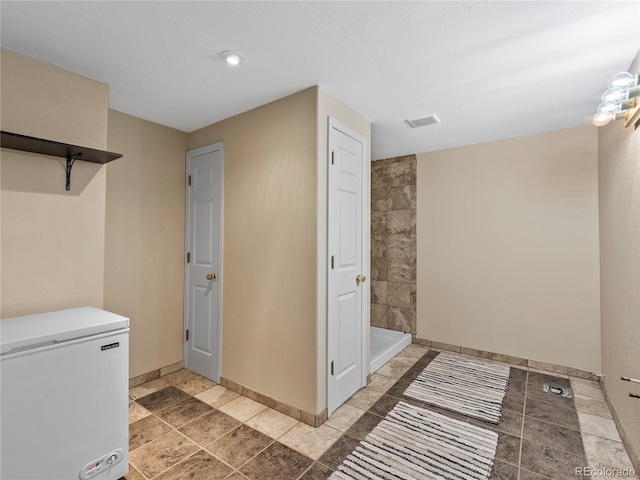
489,353,526,367
195,385,240,408
218,396,267,422
574,394,613,419
528,367,569,379
392,353,420,366
179,410,241,446
245,408,300,439
375,358,413,379
155,397,213,428
324,403,366,432
400,344,430,358
345,388,383,410
239,442,313,479
578,411,622,442
570,377,603,400
224,473,250,480
583,433,637,476
205,424,273,468
488,359,514,369
279,423,342,460
528,361,568,376
129,401,152,424
129,430,199,479
129,415,173,451
124,464,146,480
163,369,198,385
154,449,233,480
129,378,170,399
175,374,217,396
366,373,397,393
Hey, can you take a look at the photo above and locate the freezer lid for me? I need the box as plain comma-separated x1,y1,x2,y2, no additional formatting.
0,307,129,355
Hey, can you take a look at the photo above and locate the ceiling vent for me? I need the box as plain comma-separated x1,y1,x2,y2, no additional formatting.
405,114,441,128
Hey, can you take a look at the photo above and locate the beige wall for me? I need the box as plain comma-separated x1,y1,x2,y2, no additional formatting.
104,110,187,378
1,49,109,318
188,88,319,413
316,87,371,412
598,51,640,468
416,126,601,372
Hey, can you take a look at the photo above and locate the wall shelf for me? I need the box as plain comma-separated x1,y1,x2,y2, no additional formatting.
1,130,123,191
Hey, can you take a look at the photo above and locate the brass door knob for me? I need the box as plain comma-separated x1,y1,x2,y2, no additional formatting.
206,273,217,281
356,274,367,285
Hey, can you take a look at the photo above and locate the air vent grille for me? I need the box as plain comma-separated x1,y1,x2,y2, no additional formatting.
405,114,441,128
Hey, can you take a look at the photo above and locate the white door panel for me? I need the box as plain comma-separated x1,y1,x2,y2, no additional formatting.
328,120,368,415
185,143,223,382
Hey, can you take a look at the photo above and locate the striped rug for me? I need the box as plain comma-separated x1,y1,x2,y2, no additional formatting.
330,401,498,480
404,351,510,424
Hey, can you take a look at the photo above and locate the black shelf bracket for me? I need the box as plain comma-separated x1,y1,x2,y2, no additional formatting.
65,154,83,191
0,131,123,192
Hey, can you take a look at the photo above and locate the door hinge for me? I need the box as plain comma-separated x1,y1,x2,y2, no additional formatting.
188,175,192,186
331,255,334,269
187,252,190,263
331,360,335,376
185,329,189,342
331,150,335,165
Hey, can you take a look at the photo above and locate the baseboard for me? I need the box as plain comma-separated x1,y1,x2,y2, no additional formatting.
601,380,640,474
220,376,328,427
412,336,599,381
128,360,184,388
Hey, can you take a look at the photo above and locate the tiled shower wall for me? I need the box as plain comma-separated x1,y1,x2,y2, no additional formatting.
371,155,417,334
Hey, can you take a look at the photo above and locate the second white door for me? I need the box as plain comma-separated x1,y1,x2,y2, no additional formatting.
328,119,368,415
184,142,223,382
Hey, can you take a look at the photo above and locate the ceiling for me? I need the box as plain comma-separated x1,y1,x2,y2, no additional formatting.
1,1,639,160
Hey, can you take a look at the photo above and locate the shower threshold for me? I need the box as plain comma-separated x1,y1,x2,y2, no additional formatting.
370,326,412,373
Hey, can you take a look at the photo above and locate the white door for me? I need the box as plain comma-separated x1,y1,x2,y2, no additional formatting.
184,143,223,382
328,119,369,415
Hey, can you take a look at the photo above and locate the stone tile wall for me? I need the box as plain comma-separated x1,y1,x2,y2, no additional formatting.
370,155,416,334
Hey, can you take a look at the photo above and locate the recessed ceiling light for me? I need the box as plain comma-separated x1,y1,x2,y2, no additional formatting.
222,50,244,66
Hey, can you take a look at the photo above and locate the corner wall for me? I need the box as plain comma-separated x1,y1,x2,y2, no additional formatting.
316,87,371,413
598,51,640,470
188,88,319,414
1,49,109,318
416,126,601,373
104,110,188,378
370,155,417,335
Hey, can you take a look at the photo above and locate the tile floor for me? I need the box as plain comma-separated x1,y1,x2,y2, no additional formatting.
126,345,638,480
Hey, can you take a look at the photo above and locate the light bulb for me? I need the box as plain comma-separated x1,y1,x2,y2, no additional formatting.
601,87,627,105
597,102,620,114
607,72,638,89
222,50,244,66
592,111,614,127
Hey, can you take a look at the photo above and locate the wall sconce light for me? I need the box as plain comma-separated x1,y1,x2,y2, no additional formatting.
592,72,640,127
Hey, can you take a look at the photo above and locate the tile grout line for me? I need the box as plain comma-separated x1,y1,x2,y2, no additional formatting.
132,382,322,480
295,463,316,480
575,386,596,474
130,400,240,478
516,369,529,480
128,415,178,479
149,418,232,479
131,358,605,480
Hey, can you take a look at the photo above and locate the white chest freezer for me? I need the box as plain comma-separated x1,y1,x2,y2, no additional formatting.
1,307,129,480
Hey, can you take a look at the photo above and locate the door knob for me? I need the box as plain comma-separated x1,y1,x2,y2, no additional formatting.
356,274,367,285
206,273,217,281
